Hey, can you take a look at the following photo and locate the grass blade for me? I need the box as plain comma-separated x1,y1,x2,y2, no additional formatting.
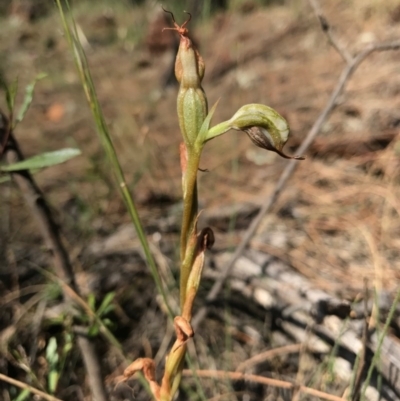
360,288,400,399
54,0,172,317
16,73,47,125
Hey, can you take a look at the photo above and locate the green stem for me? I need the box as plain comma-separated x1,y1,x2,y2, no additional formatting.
179,149,200,311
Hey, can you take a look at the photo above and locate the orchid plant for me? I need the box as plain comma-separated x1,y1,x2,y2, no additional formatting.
120,10,303,401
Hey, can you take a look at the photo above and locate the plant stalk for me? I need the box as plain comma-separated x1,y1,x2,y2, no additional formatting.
179,148,201,310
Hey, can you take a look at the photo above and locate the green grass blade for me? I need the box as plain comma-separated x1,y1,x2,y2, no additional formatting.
16,73,47,125
54,0,172,318
360,288,400,399
2,77,18,114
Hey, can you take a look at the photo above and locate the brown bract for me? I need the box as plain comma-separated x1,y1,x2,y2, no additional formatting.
117,358,161,399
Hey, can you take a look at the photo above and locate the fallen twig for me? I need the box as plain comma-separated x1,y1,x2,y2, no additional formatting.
182,369,346,401
235,343,302,373
308,0,352,64
0,373,63,401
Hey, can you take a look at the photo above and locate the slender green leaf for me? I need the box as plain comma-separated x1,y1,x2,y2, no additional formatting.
96,291,115,317
1,148,81,172
13,389,30,401
16,73,47,124
63,334,73,355
102,318,114,328
4,78,18,114
46,337,59,366
48,370,59,394
87,293,96,311
195,98,220,149
88,324,100,337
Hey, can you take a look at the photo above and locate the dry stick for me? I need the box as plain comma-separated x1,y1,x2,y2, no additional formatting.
192,39,400,329
1,117,108,401
182,369,345,401
206,391,246,401
235,344,302,373
308,0,352,64
0,373,63,401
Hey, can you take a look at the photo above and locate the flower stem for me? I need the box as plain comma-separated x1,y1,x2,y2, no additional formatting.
180,148,200,310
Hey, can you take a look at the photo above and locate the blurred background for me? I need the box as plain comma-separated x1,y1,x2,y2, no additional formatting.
1,0,400,400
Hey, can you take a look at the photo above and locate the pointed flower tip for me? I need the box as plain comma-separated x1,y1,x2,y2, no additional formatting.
245,126,305,160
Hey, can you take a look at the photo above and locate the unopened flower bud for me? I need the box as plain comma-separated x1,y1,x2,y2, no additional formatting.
164,12,208,147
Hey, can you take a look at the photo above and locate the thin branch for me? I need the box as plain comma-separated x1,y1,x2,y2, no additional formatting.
206,391,246,401
182,369,345,401
0,373,63,401
192,39,400,329
3,132,76,288
1,114,108,401
308,0,353,64
235,344,302,373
